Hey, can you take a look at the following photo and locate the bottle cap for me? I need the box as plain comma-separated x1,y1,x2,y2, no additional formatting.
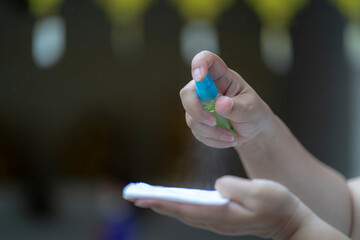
195,74,219,100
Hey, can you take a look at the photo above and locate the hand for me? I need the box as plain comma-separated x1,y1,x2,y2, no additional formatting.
180,51,275,148
133,176,304,239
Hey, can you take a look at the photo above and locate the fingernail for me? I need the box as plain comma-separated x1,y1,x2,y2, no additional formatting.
203,119,216,127
220,132,235,142
193,67,202,81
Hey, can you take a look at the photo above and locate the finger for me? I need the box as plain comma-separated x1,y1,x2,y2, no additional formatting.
191,51,246,97
150,200,253,236
180,80,216,127
186,113,235,142
215,176,256,207
134,198,253,236
192,130,238,148
215,93,258,123
135,199,222,222
187,108,257,145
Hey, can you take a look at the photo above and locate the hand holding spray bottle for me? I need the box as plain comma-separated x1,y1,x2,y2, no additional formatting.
195,74,237,136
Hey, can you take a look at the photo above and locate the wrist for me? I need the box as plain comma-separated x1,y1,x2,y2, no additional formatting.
274,203,350,240
273,201,312,240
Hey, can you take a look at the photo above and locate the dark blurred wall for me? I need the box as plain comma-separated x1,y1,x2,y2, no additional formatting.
285,0,350,174
0,1,354,240
0,0,351,200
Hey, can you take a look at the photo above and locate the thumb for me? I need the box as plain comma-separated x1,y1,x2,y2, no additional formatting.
215,175,253,205
191,51,246,97
214,92,256,123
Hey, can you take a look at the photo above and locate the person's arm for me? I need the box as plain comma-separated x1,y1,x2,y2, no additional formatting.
348,177,360,239
279,206,350,240
180,50,352,234
234,115,352,235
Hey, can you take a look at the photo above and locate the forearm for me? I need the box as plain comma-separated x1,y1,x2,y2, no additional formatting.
275,202,350,240
290,217,350,240
235,114,352,234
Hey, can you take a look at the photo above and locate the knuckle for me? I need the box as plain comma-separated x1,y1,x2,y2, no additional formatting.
180,81,196,103
236,93,257,115
197,50,211,58
179,86,190,99
186,116,196,128
192,50,214,65
200,50,213,58
225,71,242,95
240,98,254,113
200,50,211,55
251,181,271,198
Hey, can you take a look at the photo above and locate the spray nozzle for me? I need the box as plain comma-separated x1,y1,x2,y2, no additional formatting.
195,74,219,100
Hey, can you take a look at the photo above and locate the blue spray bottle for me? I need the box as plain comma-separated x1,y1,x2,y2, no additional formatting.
195,74,237,136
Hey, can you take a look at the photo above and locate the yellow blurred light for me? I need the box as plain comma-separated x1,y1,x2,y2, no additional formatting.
95,0,154,25
28,0,64,18
330,0,360,22
246,0,309,28
170,0,235,21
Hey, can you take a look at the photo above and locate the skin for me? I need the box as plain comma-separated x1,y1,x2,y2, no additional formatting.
129,51,359,239
132,176,349,239
179,51,356,237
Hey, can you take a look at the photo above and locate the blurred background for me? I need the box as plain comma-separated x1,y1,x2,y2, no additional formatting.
0,0,359,239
